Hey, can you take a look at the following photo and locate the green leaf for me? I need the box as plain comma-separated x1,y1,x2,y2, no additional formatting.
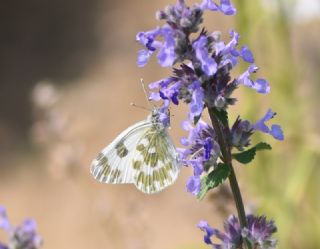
232,142,272,164
255,142,272,151
197,163,230,200
212,108,229,126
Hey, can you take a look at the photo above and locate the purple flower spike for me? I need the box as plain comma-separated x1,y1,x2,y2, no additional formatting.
254,109,284,140
193,36,217,76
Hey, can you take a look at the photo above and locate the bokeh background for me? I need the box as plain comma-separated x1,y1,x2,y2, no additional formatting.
0,0,319,248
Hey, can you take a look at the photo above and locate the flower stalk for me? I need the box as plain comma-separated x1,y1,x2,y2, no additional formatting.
208,107,247,228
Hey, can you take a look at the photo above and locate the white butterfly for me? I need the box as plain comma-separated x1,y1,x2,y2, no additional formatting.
90,108,181,194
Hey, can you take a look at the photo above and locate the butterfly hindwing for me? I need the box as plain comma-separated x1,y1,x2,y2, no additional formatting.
133,126,180,194
90,120,152,184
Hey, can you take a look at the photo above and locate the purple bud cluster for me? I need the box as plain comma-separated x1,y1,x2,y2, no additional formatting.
137,0,283,196
198,215,277,249
0,206,42,249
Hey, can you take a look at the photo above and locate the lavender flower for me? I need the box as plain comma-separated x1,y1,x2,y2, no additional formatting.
237,64,270,94
179,120,220,195
0,205,42,249
200,0,236,15
230,109,283,151
198,215,277,249
136,27,177,67
138,2,268,119
138,0,283,195
230,117,253,151
137,1,283,247
254,109,284,141
193,35,217,76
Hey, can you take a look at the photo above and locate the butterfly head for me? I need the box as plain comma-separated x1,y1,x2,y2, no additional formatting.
149,108,171,129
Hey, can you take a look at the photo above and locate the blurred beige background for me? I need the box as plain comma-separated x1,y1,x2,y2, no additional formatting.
0,0,319,249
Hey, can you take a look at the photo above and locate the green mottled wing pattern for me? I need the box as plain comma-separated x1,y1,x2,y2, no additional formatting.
132,126,180,194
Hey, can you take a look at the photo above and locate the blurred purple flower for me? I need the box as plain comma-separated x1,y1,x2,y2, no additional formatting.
243,215,278,248
9,219,42,249
201,0,236,15
0,243,8,249
0,206,10,231
198,215,277,249
0,205,42,249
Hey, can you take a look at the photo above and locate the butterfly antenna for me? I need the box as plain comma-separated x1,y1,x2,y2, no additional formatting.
130,102,151,111
140,78,152,108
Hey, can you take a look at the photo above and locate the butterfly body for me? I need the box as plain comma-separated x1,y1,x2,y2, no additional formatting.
90,108,180,194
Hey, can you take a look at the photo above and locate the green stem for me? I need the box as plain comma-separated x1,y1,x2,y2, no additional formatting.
208,108,251,249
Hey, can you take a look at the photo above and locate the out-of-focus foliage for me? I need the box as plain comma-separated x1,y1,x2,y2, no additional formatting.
234,1,320,249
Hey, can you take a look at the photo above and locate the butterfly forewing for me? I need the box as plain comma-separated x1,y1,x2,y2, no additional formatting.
90,120,151,184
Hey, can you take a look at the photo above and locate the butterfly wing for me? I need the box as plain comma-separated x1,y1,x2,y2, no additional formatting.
90,120,152,184
132,126,181,194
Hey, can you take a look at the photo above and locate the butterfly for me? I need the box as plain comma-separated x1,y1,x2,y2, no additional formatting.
90,108,181,194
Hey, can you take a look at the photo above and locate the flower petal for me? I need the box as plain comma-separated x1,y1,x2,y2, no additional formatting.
270,124,284,141
193,36,217,76
186,176,201,195
137,50,153,67
240,46,254,63
253,78,270,94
